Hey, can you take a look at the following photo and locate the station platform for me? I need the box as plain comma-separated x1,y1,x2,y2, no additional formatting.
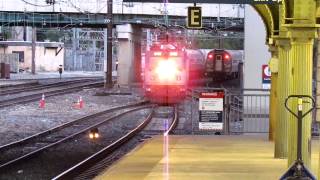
95,135,319,180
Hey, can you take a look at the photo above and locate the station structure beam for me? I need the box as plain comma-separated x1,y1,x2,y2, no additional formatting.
268,44,278,142
284,0,317,168
271,1,290,159
317,29,320,122
252,3,281,149
255,0,318,169
287,28,316,168
275,37,291,159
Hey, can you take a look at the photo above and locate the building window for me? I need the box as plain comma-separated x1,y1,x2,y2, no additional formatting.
12,51,24,62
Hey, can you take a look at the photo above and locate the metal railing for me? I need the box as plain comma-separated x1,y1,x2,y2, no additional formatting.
188,88,320,135
227,90,270,134
188,88,270,134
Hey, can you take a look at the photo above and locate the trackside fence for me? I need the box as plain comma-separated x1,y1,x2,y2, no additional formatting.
188,88,270,134
227,89,270,134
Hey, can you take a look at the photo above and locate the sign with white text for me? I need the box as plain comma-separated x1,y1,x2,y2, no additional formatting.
199,92,224,130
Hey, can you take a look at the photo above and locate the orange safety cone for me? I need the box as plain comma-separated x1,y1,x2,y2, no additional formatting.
73,97,80,109
79,96,84,109
39,94,45,108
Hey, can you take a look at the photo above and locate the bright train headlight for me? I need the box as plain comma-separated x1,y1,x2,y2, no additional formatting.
155,60,179,81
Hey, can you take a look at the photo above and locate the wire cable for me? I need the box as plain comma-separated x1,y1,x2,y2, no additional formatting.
20,0,53,7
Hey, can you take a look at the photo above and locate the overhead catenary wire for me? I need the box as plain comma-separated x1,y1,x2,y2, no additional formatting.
20,0,53,7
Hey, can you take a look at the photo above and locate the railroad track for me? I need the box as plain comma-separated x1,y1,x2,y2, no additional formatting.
0,81,39,90
53,105,179,180
0,101,151,179
2,76,104,82
0,78,101,96
0,80,104,108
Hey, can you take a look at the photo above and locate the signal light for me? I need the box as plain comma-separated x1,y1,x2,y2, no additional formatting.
89,128,100,140
208,53,214,59
89,133,94,139
94,133,100,138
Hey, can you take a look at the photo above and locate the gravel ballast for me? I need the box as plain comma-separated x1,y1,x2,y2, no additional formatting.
0,87,143,146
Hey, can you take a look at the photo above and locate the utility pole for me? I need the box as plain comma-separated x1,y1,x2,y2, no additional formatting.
163,0,169,26
31,27,36,74
105,0,113,88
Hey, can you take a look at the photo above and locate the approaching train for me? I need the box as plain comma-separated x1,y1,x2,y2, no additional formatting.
143,42,205,104
204,49,243,81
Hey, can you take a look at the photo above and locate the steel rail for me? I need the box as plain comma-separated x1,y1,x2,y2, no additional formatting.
52,105,179,179
0,81,39,90
0,103,151,170
164,105,179,135
0,78,99,96
0,81,104,108
52,107,155,180
0,101,148,151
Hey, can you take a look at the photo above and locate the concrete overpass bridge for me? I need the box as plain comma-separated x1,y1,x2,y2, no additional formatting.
0,0,244,29
0,11,243,31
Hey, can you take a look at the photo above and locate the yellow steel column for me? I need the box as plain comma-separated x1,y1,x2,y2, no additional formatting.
274,38,292,158
282,0,318,168
287,29,316,168
316,1,320,178
319,152,320,180
268,44,278,141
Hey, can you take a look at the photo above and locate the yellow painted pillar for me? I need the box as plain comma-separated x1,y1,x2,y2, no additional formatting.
280,0,318,169
287,29,316,168
318,141,320,180
316,1,320,178
268,44,278,141
274,38,292,159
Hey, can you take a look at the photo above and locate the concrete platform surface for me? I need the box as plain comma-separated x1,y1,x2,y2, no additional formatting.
95,135,320,180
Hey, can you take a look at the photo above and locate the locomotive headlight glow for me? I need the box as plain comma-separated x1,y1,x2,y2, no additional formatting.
169,52,178,56
89,128,100,140
94,132,100,138
155,59,179,81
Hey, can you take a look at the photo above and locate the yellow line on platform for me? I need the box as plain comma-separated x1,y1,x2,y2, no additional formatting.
95,135,319,180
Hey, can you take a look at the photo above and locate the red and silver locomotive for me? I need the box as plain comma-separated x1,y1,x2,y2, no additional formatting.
205,49,243,81
143,43,190,104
